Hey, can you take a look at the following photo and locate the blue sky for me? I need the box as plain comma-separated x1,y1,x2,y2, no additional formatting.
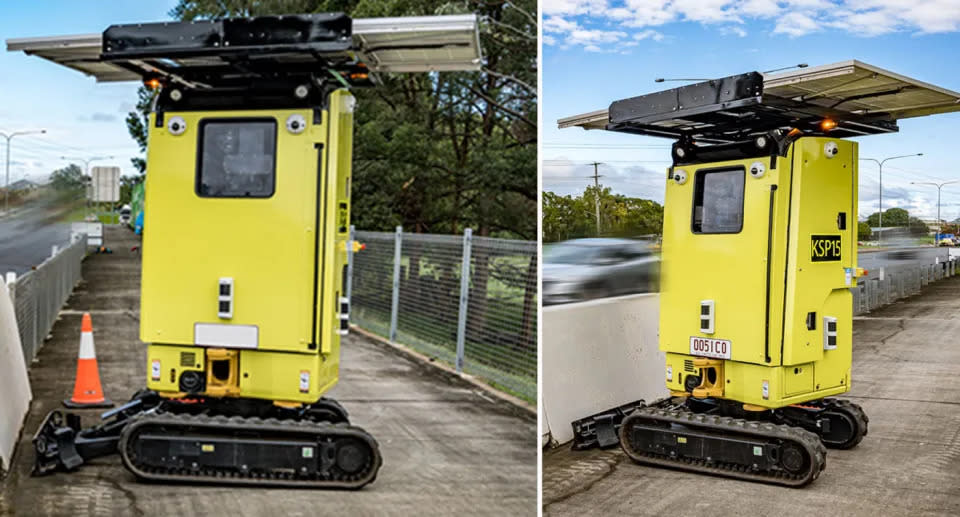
542,0,960,222
0,1,177,185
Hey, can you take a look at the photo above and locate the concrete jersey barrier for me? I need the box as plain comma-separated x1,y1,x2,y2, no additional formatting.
0,279,32,474
542,293,667,445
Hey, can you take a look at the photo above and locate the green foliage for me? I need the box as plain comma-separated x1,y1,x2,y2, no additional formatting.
125,86,156,173
865,207,909,227
120,174,145,204
160,0,536,239
542,186,664,243
908,217,928,235
857,221,872,241
49,164,86,193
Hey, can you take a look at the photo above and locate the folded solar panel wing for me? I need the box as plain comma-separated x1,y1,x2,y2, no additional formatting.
762,60,960,120
557,60,960,137
5,14,482,82
353,15,482,73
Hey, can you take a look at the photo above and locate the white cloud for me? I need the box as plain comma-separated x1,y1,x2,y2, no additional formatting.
568,28,628,45
720,25,748,37
634,29,666,41
544,0,960,49
739,0,782,16
543,35,558,46
544,16,579,33
773,11,821,37
542,0,609,15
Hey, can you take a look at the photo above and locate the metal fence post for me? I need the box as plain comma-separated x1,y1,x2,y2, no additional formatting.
389,225,402,342
346,225,356,303
455,228,473,373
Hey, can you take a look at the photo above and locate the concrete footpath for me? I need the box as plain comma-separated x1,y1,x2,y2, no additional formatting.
544,275,960,516
0,227,536,516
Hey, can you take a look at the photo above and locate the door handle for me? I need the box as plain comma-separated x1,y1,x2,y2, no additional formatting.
837,212,847,230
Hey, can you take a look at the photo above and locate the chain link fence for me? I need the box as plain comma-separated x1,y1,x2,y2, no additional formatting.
351,227,537,403
5,238,86,363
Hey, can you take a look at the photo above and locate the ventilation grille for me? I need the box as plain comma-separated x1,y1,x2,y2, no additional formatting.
180,351,197,367
684,359,695,373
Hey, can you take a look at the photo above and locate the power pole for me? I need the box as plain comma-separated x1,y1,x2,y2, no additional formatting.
588,162,603,235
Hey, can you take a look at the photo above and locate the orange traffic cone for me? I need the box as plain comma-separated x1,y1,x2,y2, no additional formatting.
63,313,113,408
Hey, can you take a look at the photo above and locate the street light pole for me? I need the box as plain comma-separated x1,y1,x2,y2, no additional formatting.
910,180,960,243
61,155,116,178
859,153,923,247
1,129,47,214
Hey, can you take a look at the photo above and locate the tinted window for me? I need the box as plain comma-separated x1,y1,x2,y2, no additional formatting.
692,168,744,233
197,120,276,197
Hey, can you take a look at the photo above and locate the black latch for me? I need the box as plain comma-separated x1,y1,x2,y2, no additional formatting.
806,311,817,330
837,212,847,230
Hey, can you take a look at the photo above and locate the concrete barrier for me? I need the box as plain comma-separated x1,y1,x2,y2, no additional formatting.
542,293,666,445
0,279,32,474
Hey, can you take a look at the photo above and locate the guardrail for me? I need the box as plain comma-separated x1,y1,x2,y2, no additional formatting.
349,227,537,403
853,256,957,315
5,237,86,363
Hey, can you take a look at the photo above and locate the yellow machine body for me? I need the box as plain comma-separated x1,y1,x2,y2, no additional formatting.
141,89,355,404
659,137,859,409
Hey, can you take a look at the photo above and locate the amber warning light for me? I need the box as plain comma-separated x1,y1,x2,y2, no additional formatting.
820,119,838,131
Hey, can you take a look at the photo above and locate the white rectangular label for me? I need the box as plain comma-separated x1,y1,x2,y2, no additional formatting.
299,370,310,393
689,336,732,359
194,323,258,349
151,359,161,380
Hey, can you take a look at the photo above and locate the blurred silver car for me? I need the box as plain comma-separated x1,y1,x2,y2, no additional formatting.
542,238,660,305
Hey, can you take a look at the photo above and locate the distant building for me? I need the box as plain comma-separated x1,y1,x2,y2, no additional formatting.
920,218,944,233
8,179,38,191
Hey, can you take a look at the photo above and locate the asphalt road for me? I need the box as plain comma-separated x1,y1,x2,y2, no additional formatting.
858,246,950,273
0,204,70,275
543,274,960,516
0,227,537,516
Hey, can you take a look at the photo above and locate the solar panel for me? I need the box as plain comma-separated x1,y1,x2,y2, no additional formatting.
354,15,482,73
558,60,960,141
5,14,482,83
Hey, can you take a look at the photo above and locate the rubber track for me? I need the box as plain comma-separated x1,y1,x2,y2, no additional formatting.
823,398,869,450
619,405,827,487
119,412,381,489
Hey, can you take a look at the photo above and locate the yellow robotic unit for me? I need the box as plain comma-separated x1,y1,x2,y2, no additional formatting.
13,12,482,488
559,61,960,486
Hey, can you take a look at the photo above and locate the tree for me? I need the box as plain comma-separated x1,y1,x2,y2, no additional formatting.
542,186,664,243
49,164,86,193
908,217,928,236
120,174,145,204
125,86,156,173
865,207,909,227
857,221,872,241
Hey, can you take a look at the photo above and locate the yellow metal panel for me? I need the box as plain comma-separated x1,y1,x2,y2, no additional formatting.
661,138,857,407
660,154,790,366
668,352,848,408
314,90,353,357
140,108,322,353
782,138,857,366
238,349,333,402
145,344,204,393
783,363,814,396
